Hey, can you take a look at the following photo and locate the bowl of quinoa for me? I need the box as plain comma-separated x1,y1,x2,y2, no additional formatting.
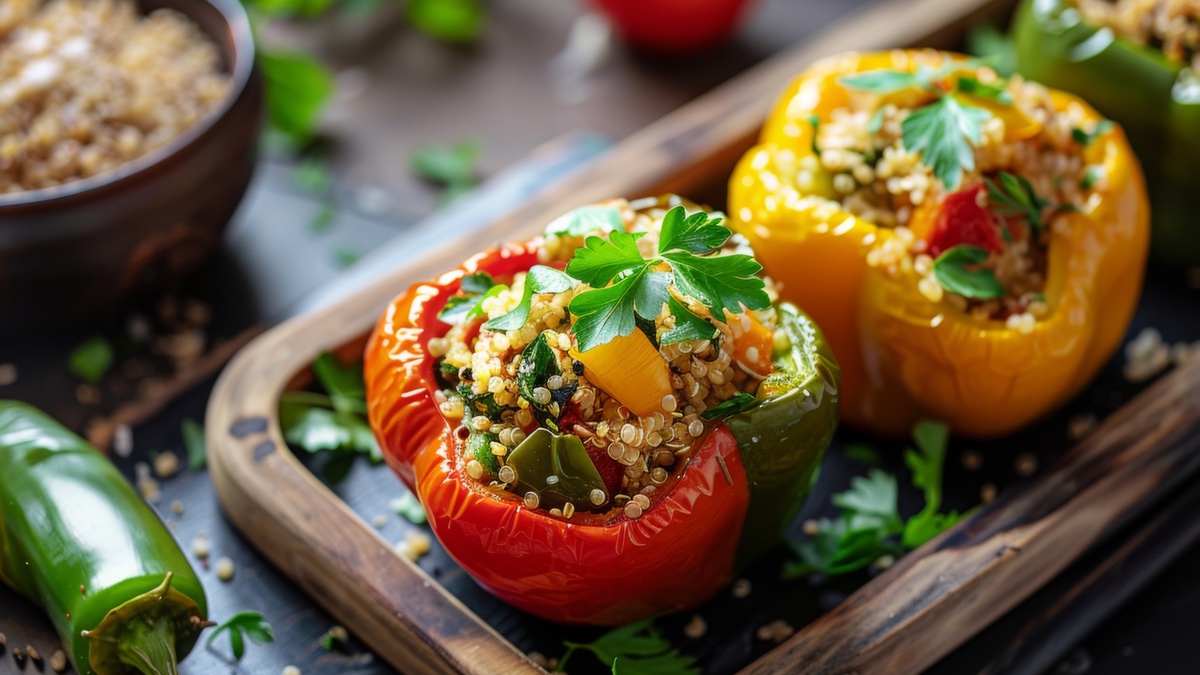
0,0,262,327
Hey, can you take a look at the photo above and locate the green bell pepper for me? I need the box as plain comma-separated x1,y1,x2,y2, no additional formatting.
0,401,209,675
1013,0,1200,268
728,303,840,566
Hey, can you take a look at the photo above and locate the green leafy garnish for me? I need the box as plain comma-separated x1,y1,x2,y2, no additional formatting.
243,0,336,18
438,272,503,324
932,244,1005,300
485,266,576,331
701,393,758,420
902,96,989,189
411,140,481,203
333,247,361,268
1072,119,1113,147
456,383,504,420
312,353,367,415
845,443,880,465
517,333,560,405
956,76,1013,104
1081,166,1102,190
966,24,1016,77
564,207,768,351
292,155,332,194
68,336,113,384
806,113,822,154
660,296,718,345
839,69,923,94
390,492,428,524
546,205,626,237
986,171,1049,237
783,421,967,579
183,418,207,471
206,611,275,662
556,619,698,675
406,0,485,43
565,207,767,352
258,51,334,143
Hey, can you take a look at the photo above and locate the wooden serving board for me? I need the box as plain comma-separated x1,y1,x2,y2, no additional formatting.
206,0,1200,672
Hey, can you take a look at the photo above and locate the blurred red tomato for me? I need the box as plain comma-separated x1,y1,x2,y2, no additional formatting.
589,0,758,53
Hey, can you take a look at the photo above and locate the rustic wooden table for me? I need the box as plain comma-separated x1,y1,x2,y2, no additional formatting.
2,1,1198,673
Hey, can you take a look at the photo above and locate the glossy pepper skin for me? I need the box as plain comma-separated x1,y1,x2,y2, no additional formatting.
364,230,838,626
1014,0,1200,268
0,402,208,675
729,50,1149,438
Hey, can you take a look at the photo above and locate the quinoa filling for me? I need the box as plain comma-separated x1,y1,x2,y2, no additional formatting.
797,53,1109,329
429,198,780,521
1077,0,1200,70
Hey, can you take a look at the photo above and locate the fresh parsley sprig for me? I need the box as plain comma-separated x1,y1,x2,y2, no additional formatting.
279,353,382,466
556,619,699,674
545,204,627,237
565,206,769,352
932,244,1005,300
782,421,967,579
838,57,1004,189
439,272,506,324
206,611,275,662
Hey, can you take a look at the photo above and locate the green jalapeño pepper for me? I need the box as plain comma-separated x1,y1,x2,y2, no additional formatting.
0,402,209,675
1013,0,1200,267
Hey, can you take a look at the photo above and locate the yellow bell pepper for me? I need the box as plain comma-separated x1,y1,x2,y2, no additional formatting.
729,49,1149,438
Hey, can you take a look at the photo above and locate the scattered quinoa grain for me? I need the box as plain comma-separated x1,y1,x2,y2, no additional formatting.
0,364,17,386
756,619,794,643
170,500,184,515
1068,413,1098,441
731,578,752,598
153,451,180,479
371,514,387,528
282,667,301,675
466,459,484,480
802,519,821,536
961,450,984,472
623,501,643,519
684,614,708,639
215,556,235,581
1014,452,1039,477
50,649,67,673
981,483,998,504
191,533,210,559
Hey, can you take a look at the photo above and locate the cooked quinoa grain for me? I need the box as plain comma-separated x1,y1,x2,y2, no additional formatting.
0,0,231,193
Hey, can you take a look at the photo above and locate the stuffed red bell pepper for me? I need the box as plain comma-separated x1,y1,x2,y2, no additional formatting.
365,195,839,625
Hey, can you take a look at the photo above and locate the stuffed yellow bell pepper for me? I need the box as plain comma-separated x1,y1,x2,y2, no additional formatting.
730,49,1149,437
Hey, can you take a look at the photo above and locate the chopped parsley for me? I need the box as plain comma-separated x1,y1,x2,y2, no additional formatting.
564,206,769,352
545,204,626,237
206,611,275,662
932,244,1005,300
701,393,758,420
410,139,481,204
438,272,505,324
782,421,967,578
986,171,1049,237
68,336,113,384
1072,119,1113,147
956,76,1013,104
485,266,576,331
556,619,698,674
1081,166,1102,190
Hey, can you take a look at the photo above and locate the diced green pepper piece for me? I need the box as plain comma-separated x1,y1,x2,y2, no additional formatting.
505,428,609,511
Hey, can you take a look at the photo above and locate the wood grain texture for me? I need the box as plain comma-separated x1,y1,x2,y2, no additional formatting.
203,0,1084,673
742,355,1200,675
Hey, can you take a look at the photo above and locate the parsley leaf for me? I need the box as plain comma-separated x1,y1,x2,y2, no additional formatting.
901,96,989,189
660,296,717,345
206,611,275,662
486,266,576,331
279,354,380,464
258,51,334,143
546,205,626,237
1081,166,1102,190
932,244,1005,299
783,421,969,579
568,232,648,287
183,418,207,471
1072,119,1113,147
986,171,1049,237
839,69,924,94
517,333,560,401
956,76,1013,104
390,492,428,524
662,251,770,322
569,266,648,352
658,207,731,254
312,353,367,415
845,443,880,465
438,272,501,324
806,113,822,154
406,0,485,43
411,140,481,203
701,392,758,420
68,336,113,384
557,619,698,675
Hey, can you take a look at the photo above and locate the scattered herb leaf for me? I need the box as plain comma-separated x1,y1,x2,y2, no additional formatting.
546,205,627,237
206,611,275,662
1072,119,1113,147
806,113,821,154
986,171,1049,237
838,69,924,94
438,272,502,324
657,207,731,255
1081,166,1102,190
258,51,334,143
902,421,964,548
333,247,361,268
569,232,648,287
956,76,1013,104
660,296,717,345
310,200,336,233
312,353,367,415
556,619,699,674
406,0,485,43
901,96,989,189
293,155,332,194
486,266,576,331
68,336,113,384
932,244,1005,299
411,139,481,203
701,393,758,420
183,418,207,471
845,443,880,465
517,333,560,403
390,492,428,524
867,107,886,136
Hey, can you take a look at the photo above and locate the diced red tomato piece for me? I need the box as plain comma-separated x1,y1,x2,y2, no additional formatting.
923,184,1004,257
